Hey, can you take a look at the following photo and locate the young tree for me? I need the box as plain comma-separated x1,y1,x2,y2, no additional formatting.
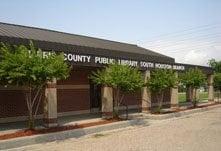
90,63,144,117
0,42,70,129
180,68,206,107
208,59,221,73
209,59,221,95
147,69,177,112
214,73,221,94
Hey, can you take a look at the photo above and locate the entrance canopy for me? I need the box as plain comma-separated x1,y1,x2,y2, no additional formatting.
0,22,213,74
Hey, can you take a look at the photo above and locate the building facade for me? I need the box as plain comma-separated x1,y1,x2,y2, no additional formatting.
0,22,214,127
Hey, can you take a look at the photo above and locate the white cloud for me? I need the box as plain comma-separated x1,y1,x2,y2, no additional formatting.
184,50,207,65
140,38,221,66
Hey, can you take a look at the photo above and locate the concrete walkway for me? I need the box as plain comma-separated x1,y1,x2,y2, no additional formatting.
0,113,101,135
6,106,221,151
0,102,218,135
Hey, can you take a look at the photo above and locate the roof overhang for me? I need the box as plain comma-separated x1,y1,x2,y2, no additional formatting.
0,36,213,75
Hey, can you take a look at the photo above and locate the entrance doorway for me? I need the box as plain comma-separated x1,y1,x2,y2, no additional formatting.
90,81,101,112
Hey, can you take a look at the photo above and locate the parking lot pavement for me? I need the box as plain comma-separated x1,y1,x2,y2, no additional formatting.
6,107,221,151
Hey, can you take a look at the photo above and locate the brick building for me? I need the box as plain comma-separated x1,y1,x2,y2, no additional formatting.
0,22,214,127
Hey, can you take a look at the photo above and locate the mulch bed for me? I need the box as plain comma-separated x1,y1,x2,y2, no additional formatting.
151,102,221,114
0,118,122,141
1,103,220,141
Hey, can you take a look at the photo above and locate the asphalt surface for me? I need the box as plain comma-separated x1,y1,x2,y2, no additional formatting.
6,107,221,151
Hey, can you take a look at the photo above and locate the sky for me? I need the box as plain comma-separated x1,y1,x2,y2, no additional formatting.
0,0,220,66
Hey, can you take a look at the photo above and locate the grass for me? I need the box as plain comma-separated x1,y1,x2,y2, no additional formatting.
214,91,221,98
178,92,208,103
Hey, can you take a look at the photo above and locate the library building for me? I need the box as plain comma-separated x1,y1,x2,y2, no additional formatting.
0,22,214,127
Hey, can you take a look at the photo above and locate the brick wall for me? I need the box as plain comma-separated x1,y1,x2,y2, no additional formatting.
151,88,171,108
121,91,141,106
0,66,173,120
0,67,93,119
0,90,43,118
57,67,92,113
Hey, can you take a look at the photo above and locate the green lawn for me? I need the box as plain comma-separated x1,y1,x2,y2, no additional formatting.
178,92,208,103
214,91,221,98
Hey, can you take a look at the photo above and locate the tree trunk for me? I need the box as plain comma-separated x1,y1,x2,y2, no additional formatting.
187,86,194,102
186,86,192,102
25,87,34,130
28,113,34,130
113,88,125,118
113,88,120,117
219,89,221,101
25,85,44,129
193,88,197,108
157,91,164,113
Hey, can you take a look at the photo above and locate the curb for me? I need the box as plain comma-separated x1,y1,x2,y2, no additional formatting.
0,118,150,150
142,104,221,120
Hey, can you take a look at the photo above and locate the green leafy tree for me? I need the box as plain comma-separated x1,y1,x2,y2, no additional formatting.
90,63,144,117
180,68,206,107
147,69,177,112
208,59,221,72
214,73,221,93
0,42,70,129
208,59,221,94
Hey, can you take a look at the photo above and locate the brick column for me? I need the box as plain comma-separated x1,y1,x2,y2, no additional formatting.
43,79,58,127
208,74,214,102
101,86,113,119
170,72,179,108
141,70,151,113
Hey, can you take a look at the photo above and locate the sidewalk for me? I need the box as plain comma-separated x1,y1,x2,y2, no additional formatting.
0,113,101,135
0,101,219,134
0,101,219,135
